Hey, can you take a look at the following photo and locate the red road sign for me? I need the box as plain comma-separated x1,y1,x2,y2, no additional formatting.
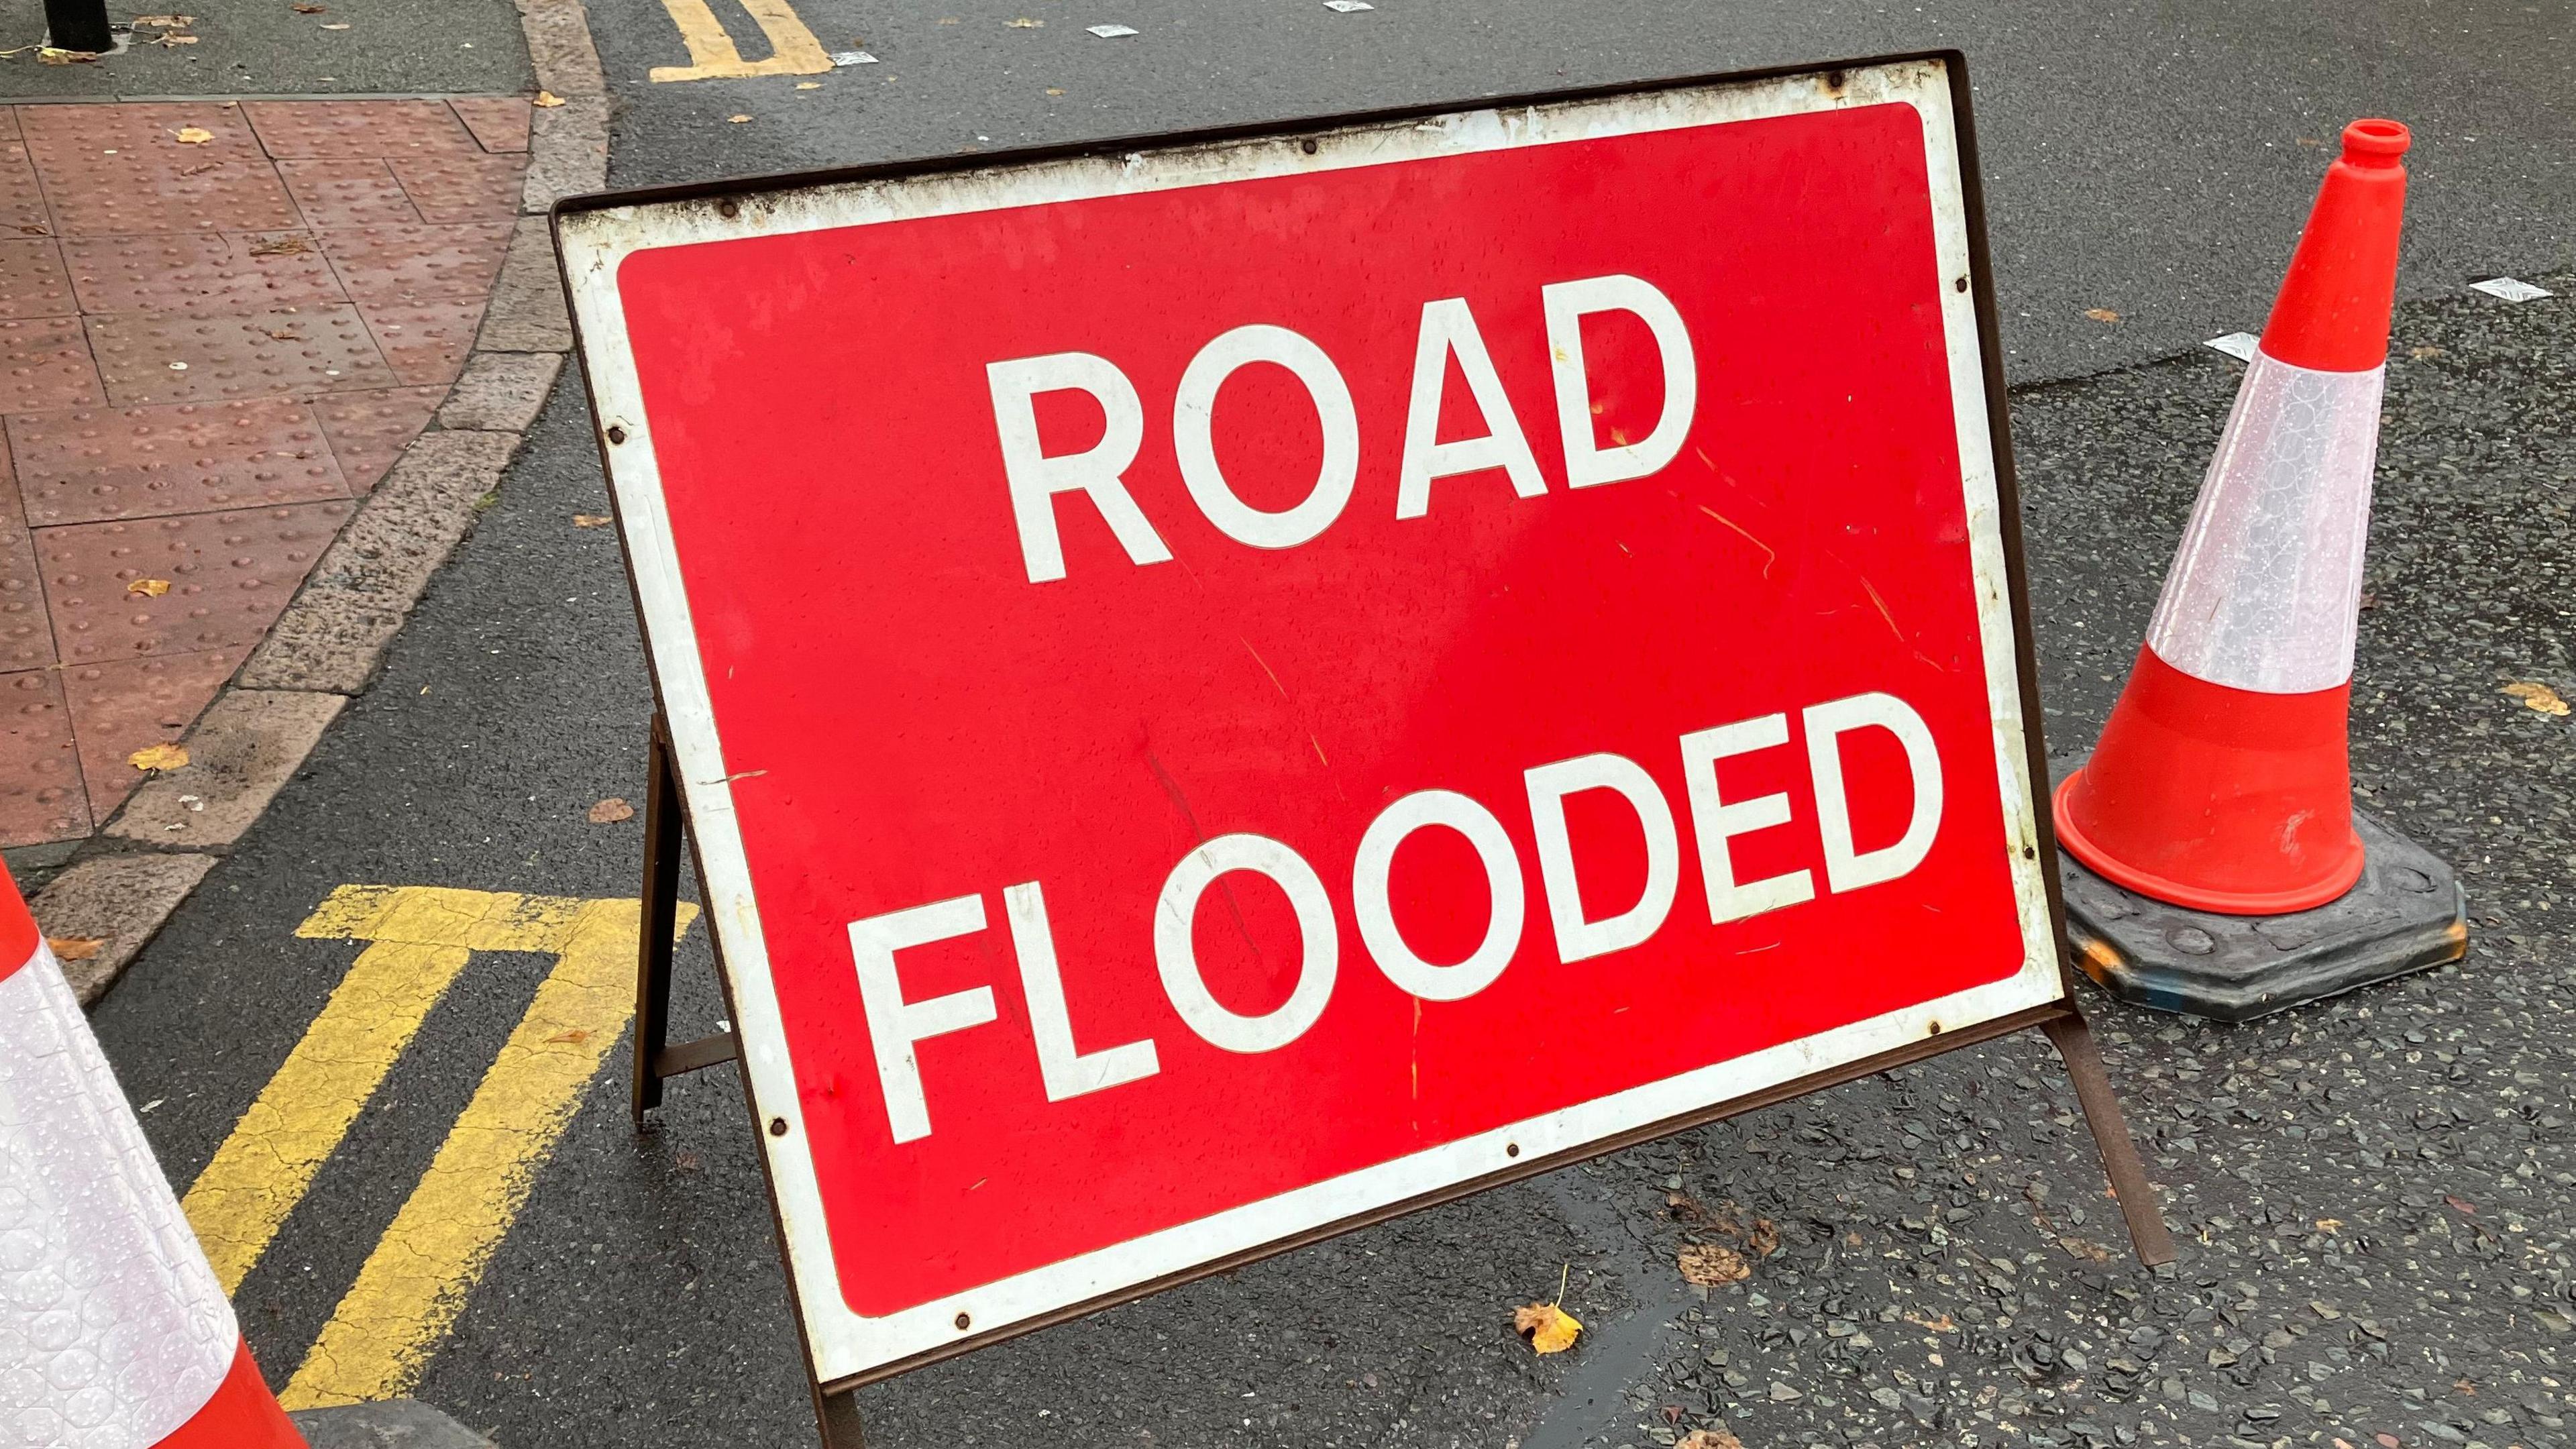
562,54,2066,1386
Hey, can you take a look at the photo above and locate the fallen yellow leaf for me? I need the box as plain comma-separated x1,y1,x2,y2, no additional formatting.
48,936,107,962
2316,1218,2343,1234
534,89,566,107
727,113,753,123
588,797,636,823
1678,1431,1746,1449
1677,1243,1750,1285
2409,345,2446,360
1045,87,1065,95
572,513,612,527
1906,1310,1958,1332
796,81,821,89
129,743,189,772
1513,1301,1580,1354
173,126,215,144
133,13,194,25
2504,681,2570,716
126,577,172,597
1005,15,1043,25
2084,307,2121,323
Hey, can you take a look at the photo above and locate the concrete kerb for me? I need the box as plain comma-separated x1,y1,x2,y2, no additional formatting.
31,0,612,1007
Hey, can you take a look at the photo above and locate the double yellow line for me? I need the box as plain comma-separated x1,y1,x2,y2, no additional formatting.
181,885,697,1409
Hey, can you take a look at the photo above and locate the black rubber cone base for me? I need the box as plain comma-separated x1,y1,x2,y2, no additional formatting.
2055,805,2467,1022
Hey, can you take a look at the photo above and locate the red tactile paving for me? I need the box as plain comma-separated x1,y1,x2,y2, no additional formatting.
62,231,348,315
319,223,512,305
360,297,488,388
389,154,528,225
7,398,349,526
62,647,248,819
0,240,74,320
0,316,107,413
1,113,50,235
0,95,530,848
0,670,90,845
0,469,50,672
87,306,398,408
20,104,299,237
243,101,482,160
449,97,533,155
40,500,350,666
307,386,444,492
278,159,423,229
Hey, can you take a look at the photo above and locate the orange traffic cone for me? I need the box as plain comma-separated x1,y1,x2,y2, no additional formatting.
2054,119,2410,914
0,863,307,1449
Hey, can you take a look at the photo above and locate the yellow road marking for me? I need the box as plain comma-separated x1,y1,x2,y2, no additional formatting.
649,0,830,80
282,894,696,1408
183,888,596,1293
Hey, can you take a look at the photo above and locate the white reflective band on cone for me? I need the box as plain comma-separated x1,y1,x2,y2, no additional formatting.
2145,350,2384,695
0,947,239,1449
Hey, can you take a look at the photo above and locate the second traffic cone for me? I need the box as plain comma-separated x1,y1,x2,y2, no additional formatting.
0,862,307,1449
2054,118,2410,915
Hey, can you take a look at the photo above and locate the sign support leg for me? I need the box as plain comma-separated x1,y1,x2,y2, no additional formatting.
631,712,739,1126
2042,1011,2176,1267
812,1385,866,1448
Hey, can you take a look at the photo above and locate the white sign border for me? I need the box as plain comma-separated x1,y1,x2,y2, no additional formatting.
557,55,2062,1388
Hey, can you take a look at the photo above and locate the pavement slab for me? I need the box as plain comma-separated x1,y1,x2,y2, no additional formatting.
7,398,350,526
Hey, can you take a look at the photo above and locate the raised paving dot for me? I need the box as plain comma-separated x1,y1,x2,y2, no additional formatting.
63,231,347,315
319,223,511,305
0,668,90,847
278,159,422,229
39,500,350,663
305,386,443,492
360,297,488,388
449,97,533,154
0,239,73,319
7,398,350,526
61,646,248,819
85,307,395,408
387,154,527,225
243,100,482,160
0,316,106,413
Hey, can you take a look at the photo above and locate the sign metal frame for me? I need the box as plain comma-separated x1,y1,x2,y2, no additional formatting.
557,50,2173,1448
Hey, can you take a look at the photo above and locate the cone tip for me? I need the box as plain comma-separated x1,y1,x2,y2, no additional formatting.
2341,118,2409,168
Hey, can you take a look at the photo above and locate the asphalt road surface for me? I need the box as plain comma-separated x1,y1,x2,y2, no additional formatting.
82,1,2576,1446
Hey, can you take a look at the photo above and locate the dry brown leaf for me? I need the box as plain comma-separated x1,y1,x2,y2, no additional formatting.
2409,345,2447,360
1906,1310,1958,1332
48,937,107,962
545,1028,595,1045
129,743,189,772
1678,1432,1746,1449
1513,1302,1580,1354
126,578,171,597
588,797,636,823
534,89,566,107
173,126,215,144
153,33,199,44
2057,1234,2113,1264
38,47,101,64
2084,307,2121,323
292,3,326,11
133,12,194,23
248,233,311,256
1676,1244,1750,1286
572,513,612,527
2504,681,2571,716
